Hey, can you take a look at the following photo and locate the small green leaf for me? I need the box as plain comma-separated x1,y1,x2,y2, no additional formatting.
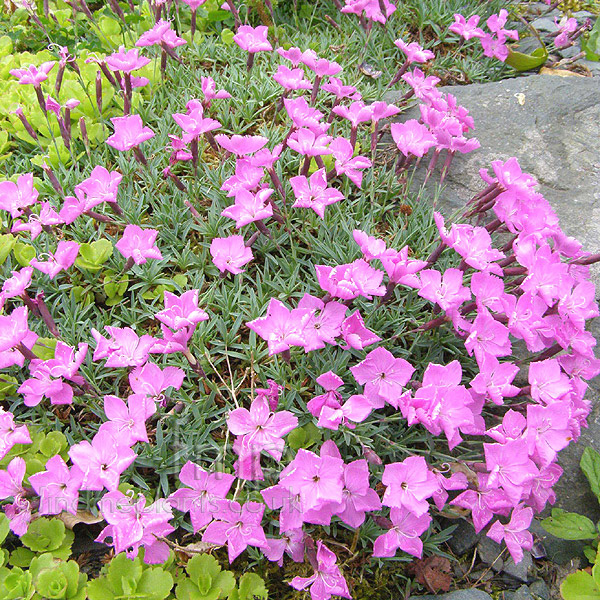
13,241,36,267
32,338,57,361
505,46,548,72
76,239,113,272
0,234,16,265
581,447,600,501
541,508,598,540
235,573,267,600
221,28,234,45
561,570,600,600
585,545,598,564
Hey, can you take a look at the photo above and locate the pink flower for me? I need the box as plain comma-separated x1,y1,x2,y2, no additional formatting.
233,25,273,53
465,307,512,365
394,38,435,63
290,541,351,600
390,120,437,158
329,137,372,188
487,505,533,564
484,439,539,504
297,294,346,352
30,241,79,279
334,458,381,527
401,68,441,102
91,326,158,368
75,166,122,207
273,65,312,90
340,311,381,350
0,306,30,352
221,159,264,196
200,76,230,103
106,115,155,152
528,359,571,405
129,362,185,398
247,298,310,355
288,128,332,157
373,506,432,558
449,14,485,40
115,224,162,265
1,268,33,301
350,347,414,409
263,529,305,566
98,491,174,563
202,500,268,562
136,20,186,48
321,77,360,100
333,101,373,128
215,134,269,156
316,260,386,300
381,456,438,516
452,473,513,533
228,395,298,462
0,173,39,218
68,430,136,491
290,169,344,219
221,188,274,228
106,46,150,73
0,411,31,461
155,289,209,330
169,461,235,532
29,456,82,515
279,448,344,512
99,394,154,446
380,246,427,287
10,61,55,85
0,457,26,501
173,103,222,138
417,268,471,311
210,235,253,274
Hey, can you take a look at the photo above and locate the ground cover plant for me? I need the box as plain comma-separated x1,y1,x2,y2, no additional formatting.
0,0,599,598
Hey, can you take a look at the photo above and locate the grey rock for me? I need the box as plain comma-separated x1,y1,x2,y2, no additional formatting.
580,59,600,76
477,537,504,571
418,591,493,600
572,11,596,21
529,579,550,600
529,519,585,565
531,17,559,33
513,585,534,600
557,44,583,59
446,518,481,556
502,552,533,583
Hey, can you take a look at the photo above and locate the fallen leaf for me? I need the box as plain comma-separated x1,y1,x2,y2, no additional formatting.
57,510,103,529
539,67,585,77
408,555,453,593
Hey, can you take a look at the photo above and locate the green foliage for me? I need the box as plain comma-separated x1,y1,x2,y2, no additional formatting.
582,18,600,60
228,573,268,600
0,566,34,600
30,554,87,600
505,47,548,72
87,553,173,600
18,518,74,564
542,509,598,541
581,447,600,501
561,551,600,600
175,554,235,600
75,240,114,272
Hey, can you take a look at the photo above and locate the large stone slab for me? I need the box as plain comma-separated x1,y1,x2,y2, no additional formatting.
387,74,600,520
